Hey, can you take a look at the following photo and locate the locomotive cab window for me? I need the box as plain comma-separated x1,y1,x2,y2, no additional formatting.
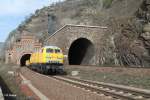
55,49,61,53
46,48,54,53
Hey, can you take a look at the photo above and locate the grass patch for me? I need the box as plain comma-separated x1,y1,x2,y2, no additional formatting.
103,0,113,8
0,62,26,100
65,67,150,89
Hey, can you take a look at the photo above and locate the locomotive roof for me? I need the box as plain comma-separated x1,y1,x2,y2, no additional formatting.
44,46,61,49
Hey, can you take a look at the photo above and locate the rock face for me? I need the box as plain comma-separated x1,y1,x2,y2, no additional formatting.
4,0,150,67
112,0,150,67
115,23,148,67
0,42,4,60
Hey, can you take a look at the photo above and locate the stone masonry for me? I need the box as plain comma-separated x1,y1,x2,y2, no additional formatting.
44,24,113,66
6,24,117,66
5,32,42,65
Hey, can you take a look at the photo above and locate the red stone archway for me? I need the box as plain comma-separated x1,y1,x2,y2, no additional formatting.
19,52,32,66
5,33,42,65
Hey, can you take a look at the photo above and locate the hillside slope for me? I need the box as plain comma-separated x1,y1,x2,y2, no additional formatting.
4,0,150,67
6,0,143,40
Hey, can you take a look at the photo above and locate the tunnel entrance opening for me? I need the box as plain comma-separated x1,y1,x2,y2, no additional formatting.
69,38,94,65
20,54,31,66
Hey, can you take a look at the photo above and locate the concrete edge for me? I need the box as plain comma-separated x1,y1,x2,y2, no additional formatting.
0,87,4,100
19,74,49,100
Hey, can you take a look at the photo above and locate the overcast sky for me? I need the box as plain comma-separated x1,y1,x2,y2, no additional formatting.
0,0,63,42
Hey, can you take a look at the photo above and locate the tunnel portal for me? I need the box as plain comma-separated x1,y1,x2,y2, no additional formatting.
20,54,31,66
68,38,95,65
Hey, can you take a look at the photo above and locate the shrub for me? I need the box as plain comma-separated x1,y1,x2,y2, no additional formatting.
103,0,113,8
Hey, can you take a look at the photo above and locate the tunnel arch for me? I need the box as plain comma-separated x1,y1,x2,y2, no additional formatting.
20,54,31,66
68,38,95,65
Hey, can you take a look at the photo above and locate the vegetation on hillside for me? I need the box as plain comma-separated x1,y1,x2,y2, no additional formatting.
4,0,150,67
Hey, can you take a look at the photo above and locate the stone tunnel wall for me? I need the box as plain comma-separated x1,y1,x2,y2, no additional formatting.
5,33,42,65
5,25,119,66
45,25,118,66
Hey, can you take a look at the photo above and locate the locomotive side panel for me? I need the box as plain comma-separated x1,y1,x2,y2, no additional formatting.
28,46,64,74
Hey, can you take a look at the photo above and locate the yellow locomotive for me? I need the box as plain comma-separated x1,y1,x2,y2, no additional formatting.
27,46,64,74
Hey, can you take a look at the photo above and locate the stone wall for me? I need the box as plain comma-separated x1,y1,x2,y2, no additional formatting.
5,33,42,65
45,25,117,66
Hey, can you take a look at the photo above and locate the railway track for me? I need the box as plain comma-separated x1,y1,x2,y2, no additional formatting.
66,65,150,69
52,76,150,100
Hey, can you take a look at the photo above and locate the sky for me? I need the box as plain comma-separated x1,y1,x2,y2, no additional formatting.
0,0,63,42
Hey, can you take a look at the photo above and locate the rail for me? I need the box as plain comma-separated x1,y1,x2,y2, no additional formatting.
52,76,150,100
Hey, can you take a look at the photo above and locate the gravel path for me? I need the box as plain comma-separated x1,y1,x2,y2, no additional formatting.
20,67,112,100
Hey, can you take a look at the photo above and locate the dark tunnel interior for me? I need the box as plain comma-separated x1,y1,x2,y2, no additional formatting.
20,54,31,66
68,38,94,65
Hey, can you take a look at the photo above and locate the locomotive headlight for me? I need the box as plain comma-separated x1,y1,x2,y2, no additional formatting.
46,66,50,69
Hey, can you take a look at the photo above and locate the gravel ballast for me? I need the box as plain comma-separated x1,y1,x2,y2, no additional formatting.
20,67,112,100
